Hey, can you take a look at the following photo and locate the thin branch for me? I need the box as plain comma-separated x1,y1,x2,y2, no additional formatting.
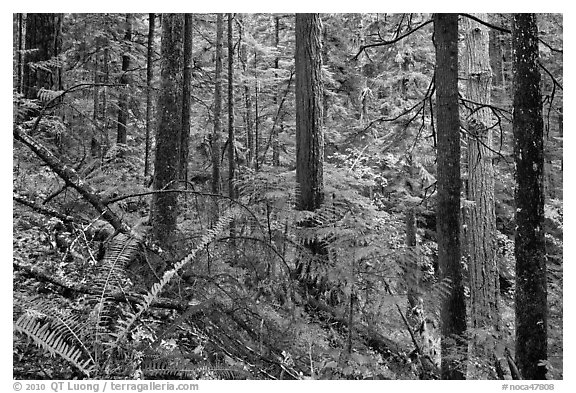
352,19,433,60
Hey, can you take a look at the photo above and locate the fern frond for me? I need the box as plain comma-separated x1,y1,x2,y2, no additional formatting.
143,357,248,380
114,210,237,345
19,300,95,365
14,314,95,376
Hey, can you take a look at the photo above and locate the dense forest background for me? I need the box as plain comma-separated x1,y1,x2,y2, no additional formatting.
12,13,563,380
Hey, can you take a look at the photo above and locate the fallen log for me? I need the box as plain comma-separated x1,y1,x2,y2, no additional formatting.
13,125,129,233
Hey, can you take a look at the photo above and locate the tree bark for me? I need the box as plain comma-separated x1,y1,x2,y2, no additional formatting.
212,14,224,199
227,13,236,200
462,12,500,331
272,15,281,167
295,13,324,212
91,53,101,157
144,13,155,179
116,13,133,148
512,13,547,380
239,14,255,169
16,13,24,94
150,13,184,250
23,13,63,100
180,14,193,185
434,13,467,380
462,13,500,378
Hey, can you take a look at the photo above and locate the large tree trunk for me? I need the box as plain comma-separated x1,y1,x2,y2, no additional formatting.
461,12,500,366
180,14,193,185
227,13,236,200
150,13,184,251
294,13,325,293
144,13,155,179
295,13,324,212
23,13,63,100
212,14,224,199
512,13,548,380
117,13,133,148
434,13,467,380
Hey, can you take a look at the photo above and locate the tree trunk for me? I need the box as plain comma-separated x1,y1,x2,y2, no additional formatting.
212,13,224,200
23,13,63,100
462,13,500,378
91,54,101,157
102,47,110,148
150,13,184,251
144,13,155,179
489,29,504,87
239,14,254,169
294,13,325,294
295,13,324,212
117,13,132,148
434,13,467,380
227,13,236,200
180,14,193,185
16,13,24,94
254,49,260,171
512,13,548,380
272,15,281,167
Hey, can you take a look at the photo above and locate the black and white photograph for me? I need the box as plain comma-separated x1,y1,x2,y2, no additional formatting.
10,8,565,387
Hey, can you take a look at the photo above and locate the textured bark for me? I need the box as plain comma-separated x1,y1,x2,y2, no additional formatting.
272,15,281,167
180,14,193,184
489,28,505,87
462,13,500,332
117,13,133,147
91,54,101,157
227,13,236,200
295,13,324,212
240,19,254,169
212,14,224,197
150,13,184,250
23,13,63,100
144,13,155,179
16,13,24,94
434,13,467,380
512,13,548,380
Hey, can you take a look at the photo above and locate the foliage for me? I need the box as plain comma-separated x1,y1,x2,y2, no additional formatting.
13,12,563,380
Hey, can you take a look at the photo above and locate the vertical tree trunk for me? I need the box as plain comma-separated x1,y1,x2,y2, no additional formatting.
322,22,330,125
294,12,325,294
227,13,236,200
462,13,500,378
212,13,224,205
91,54,101,157
144,13,155,180
102,47,110,149
489,29,504,87
23,13,63,100
117,13,133,148
512,13,547,380
434,13,467,380
295,13,324,212
150,13,184,252
254,49,260,171
272,15,281,167
180,14,193,185
16,13,24,94
239,14,255,169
